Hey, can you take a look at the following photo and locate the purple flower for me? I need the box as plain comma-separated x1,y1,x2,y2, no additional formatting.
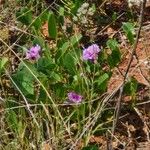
68,92,82,103
82,44,100,61
26,45,41,60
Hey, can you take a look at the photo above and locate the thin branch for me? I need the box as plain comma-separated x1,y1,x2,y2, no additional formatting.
109,0,147,149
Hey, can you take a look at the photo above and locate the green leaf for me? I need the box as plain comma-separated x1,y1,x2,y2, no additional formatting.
61,41,70,51
6,110,18,132
56,41,70,64
63,52,76,74
124,77,138,96
59,7,65,16
107,39,121,68
33,36,45,47
0,57,8,73
37,57,56,75
112,12,117,21
50,72,62,82
32,17,42,31
16,7,32,25
58,7,65,25
70,34,82,46
12,71,34,95
52,83,66,98
94,73,110,92
107,39,119,51
38,77,49,103
71,1,83,14
107,49,121,68
11,62,38,96
56,34,82,64
18,61,39,77
40,10,49,23
82,145,99,150
48,11,57,39
97,73,109,86
17,121,25,137
122,22,135,44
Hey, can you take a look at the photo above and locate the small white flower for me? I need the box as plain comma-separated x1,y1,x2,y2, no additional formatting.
82,2,89,9
128,0,142,7
77,12,82,17
81,17,88,24
88,7,95,16
82,9,88,15
73,16,78,21
77,7,82,13
62,25,66,31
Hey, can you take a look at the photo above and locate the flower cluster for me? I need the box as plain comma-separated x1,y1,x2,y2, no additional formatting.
73,2,95,24
67,92,82,103
26,43,100,104
66,44,101,104
26,45,41,60
82,44,100,61
127,0,142,7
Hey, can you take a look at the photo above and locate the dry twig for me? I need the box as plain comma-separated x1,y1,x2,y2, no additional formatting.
109,0,147,149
